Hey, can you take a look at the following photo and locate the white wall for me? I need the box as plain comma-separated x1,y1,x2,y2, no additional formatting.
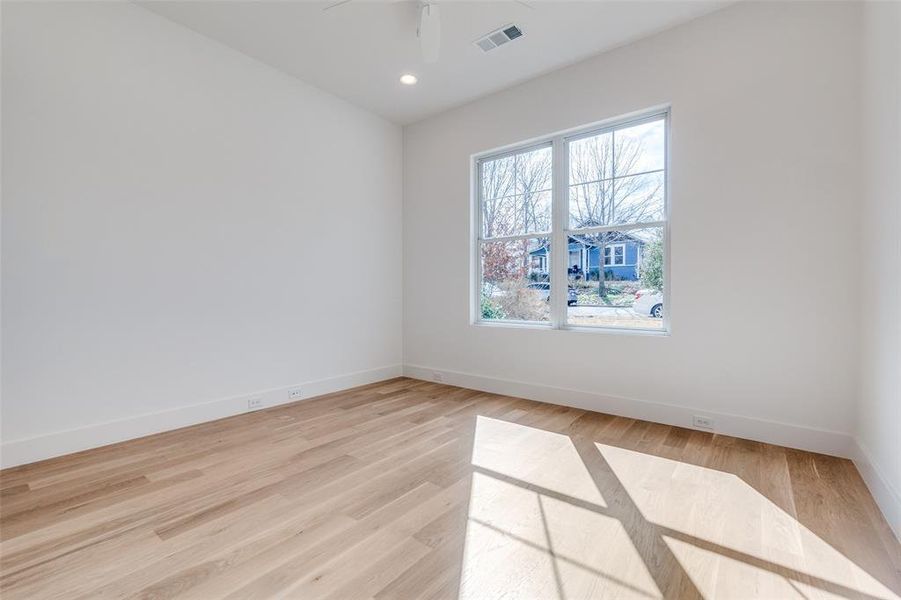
857,0,901,538
3,0,891,513
1,1,403,466
404,1,862,454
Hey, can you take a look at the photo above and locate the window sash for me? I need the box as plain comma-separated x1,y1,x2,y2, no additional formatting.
478,142,554,241
474,108,669,333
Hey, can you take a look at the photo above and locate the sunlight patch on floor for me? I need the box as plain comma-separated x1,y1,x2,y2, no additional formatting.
470,416,607,507
459,471,660,600
458,417,898,600
664,536,834,599
599,443,898,600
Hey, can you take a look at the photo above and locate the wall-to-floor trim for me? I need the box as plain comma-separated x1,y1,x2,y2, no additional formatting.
0,364,403,469
403,364,854,458
5,360,896,542
850,439,901,542
406,364,901,540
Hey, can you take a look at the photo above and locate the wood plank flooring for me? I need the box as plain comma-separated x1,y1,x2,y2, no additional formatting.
1,377,899,599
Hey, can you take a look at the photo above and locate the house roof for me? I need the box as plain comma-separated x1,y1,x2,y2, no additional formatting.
568,231,645,246
529,231,645,255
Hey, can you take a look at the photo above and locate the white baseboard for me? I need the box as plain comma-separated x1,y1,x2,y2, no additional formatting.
405,365,901,540
403,364,854,458
5,361,897,543
0,364,403,469
850,439,901,542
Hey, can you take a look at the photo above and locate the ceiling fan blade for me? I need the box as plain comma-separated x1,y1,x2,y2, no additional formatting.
418,2,441,63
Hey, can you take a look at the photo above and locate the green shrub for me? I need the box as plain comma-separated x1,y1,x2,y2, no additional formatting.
481,295,505,320
640,239,664,292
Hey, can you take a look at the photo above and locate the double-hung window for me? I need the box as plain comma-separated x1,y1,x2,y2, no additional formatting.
475,109,668,332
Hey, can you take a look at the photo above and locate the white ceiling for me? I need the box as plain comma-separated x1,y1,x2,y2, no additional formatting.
141,0,731,124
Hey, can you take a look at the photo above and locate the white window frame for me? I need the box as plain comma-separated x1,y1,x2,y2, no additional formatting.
471,107,670,335
603,243,626,267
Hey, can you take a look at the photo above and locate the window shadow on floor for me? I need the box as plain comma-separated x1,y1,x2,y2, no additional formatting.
449,409,901,599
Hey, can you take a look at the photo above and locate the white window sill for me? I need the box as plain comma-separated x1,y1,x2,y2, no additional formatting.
472,320,670,336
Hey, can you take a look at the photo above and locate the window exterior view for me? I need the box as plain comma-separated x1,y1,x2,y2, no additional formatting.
475,111,668,332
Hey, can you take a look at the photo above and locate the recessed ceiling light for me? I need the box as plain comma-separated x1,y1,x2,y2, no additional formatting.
400,74,418,85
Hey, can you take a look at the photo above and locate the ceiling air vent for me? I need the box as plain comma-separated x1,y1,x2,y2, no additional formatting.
475,24,523,53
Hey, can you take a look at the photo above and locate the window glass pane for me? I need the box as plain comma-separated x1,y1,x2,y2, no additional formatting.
480,155,515,203
524,190,552,234
613,171,665,225
481,146,552,238
569,181,613,230
516,146,552,195
569,172,663,228
569,132,613,186
566,227,664,330
480,237,551,322
614,119,665,177
568,121,665,229
481,193,521,239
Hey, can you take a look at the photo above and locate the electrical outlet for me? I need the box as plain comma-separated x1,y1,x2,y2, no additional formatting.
289,388,302,400
247,397,264,411
432,372,444,383
692,415,714,429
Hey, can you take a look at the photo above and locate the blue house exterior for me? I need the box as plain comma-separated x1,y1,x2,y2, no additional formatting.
529,233,644,281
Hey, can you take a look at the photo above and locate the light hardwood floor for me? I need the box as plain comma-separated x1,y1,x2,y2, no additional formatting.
1,377,899,599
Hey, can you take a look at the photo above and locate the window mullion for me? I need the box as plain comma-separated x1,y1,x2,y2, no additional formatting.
550,136,568,329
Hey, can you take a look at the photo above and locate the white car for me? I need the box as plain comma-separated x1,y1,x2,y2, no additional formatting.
632,289,664,318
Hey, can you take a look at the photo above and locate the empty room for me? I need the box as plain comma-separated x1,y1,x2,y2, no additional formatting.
1,0,899,598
